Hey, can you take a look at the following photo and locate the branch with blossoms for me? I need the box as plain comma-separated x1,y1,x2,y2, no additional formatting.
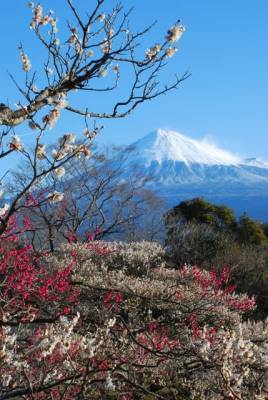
0,0,187,239
0,128,96,235
0,1,188,128
2,237,267,399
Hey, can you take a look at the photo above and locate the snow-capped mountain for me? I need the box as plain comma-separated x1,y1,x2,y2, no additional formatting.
125,129,268,220
131,129,241,166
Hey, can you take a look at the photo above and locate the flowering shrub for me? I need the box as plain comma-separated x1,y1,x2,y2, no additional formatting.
1,235,268,399
58,240,166,277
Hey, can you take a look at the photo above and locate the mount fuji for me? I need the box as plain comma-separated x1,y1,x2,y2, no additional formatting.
124,129,268,220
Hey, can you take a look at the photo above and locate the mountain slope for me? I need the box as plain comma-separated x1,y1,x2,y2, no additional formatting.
125,129,268,220
132,129,241,166
127,129,268,185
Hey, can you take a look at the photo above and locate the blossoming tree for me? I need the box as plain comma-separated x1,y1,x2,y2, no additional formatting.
0,0,188,235
3,2,268,400
2,236,268,399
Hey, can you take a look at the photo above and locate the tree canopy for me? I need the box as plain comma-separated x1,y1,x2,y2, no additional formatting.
165,197,268,246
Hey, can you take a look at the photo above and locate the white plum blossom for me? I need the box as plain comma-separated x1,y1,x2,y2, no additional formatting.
59,133,76,145
47,191,64,203
36,144,46,159
42,93,68,128
55,167,65,178
43,107,61,128
106,374,116,391
99,68,108,77
101,39,111,54
10,136,23,151
30,4,43,29
56,93,68,109
165,47,178,58
51,149,59,160
73,144,91,159
83,128,95,139
166,24,185,43
46,67,54,76
20,52,32,72
68,33,78,45
40,15,50,26
0,203,9,217
145,44,161,60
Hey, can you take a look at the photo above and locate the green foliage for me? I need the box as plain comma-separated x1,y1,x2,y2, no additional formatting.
166,197,236,230
164,198,268,318
237,213,268,245
165,197,267,247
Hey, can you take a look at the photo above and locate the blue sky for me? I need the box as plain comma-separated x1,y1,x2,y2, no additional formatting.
0,0,267,160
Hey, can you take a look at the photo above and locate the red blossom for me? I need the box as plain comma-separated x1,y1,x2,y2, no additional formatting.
67,231,77,243
103,290,124,311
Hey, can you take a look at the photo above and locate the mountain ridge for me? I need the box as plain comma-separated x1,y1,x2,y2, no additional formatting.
123,129,268,220
131,129,242,166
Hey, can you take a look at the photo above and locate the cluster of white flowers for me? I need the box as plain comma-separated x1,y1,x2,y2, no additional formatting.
50,132,91,162
83,128,96,139
43,93,68,128
29,3,58,33
47,191,64,203
146,44,161,60
0,203,9,217
61,240,166,280
166,24,185,43
52,145,72,161
165,47,178,58
78,144,91,158
101,39,111,54
59,133,76,145
10,135,23,151
47,92,68,109
38,312,114,365
43,107,60,128
20,52,31,72
219,327,257,392
68,27,78,45
55,166,65,178
46,67,54,76
106,374,116,391
195,319,268,398
2,224,268,400
0,326,29,377
99,67,108,77
1,288,122,390
29,3,43,29
51,147,68,161
36,144,46,160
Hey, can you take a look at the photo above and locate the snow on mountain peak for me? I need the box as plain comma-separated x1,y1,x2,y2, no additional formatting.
242,157,268,169
132,129,241,166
